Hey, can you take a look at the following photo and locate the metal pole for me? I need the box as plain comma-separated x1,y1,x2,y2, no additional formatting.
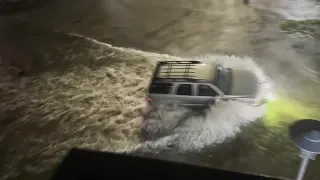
296,157,309,180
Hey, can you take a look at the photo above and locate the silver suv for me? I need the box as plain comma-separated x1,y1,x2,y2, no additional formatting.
146,61,268,110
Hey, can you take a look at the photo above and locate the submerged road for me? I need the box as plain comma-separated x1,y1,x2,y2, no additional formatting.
0,0,320,179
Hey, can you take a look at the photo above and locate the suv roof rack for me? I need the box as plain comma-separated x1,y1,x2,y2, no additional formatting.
158,61,202,65
154,78,204,83
153,61,209,83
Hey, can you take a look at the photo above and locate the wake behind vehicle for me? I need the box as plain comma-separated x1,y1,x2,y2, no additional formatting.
146,61,270,110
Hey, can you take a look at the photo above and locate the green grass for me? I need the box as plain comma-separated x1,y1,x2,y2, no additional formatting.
280,19,320,39
263,94,320,128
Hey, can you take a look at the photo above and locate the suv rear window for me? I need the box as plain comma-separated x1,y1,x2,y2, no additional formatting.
149,83,173,94
176,84,192,95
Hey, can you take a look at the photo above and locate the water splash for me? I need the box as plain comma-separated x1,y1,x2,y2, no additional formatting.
129,101,265,154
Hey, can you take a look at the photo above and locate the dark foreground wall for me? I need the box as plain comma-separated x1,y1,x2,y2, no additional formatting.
52,148,286,180
0,0,45,14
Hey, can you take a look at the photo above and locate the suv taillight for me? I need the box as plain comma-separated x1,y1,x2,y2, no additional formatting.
146,93,152,103
146,97,152,103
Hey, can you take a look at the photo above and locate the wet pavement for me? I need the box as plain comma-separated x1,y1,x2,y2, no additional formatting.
0,0,320,179
3,0,319,97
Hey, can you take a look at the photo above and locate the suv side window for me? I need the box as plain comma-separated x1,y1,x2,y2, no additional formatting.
176,84,192,95
149,82,173,94
198,84,218,96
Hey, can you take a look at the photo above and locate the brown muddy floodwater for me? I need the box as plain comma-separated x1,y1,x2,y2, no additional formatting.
0,0,320,180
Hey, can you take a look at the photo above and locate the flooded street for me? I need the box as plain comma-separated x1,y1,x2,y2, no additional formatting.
0,0,320,180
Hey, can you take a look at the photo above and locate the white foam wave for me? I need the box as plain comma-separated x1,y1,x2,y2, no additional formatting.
252,0,320,20
276,0,320,20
